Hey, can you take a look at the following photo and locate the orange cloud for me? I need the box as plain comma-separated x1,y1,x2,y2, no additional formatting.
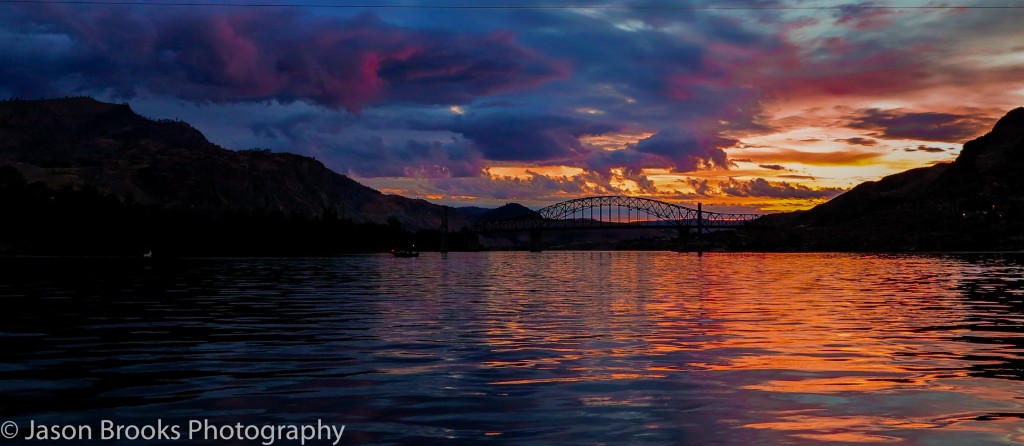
579,130,655,151
743,149,886,166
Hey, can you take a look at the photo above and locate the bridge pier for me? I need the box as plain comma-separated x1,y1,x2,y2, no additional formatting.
676,202,705,254
529,229,543,252
696,202,703,256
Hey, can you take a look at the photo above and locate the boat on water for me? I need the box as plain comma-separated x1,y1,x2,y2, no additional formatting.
391,249,419,258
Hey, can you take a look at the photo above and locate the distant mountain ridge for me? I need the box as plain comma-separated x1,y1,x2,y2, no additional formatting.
477,202,538,221
0,97,467,230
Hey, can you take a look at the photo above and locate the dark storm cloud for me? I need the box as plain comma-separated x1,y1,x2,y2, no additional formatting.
0,5,565,112
243,108,486,178
588,129,734,174
449,113,614,163
244,104,622,178
442,8,792,175
758,164,788,171
0,2,794,182
506,6,783,131
847,108,995,143
339,136,485,178
633,130,732,170
250,111,358,143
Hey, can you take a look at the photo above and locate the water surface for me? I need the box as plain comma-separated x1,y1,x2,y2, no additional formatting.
2,252,1024,445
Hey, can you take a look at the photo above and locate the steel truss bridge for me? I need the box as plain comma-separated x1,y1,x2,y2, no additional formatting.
473,196,763,234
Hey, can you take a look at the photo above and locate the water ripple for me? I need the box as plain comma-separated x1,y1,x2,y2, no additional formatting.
1,253,1024,444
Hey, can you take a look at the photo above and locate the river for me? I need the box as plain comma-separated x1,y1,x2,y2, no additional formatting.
1,252,1023,445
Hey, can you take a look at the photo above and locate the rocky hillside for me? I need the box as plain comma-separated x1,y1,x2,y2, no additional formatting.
0,97,466,230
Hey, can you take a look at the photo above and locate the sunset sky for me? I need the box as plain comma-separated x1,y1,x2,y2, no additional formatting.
2,1,1023,212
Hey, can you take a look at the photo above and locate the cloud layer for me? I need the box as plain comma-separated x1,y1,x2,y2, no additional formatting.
2,1,1022,211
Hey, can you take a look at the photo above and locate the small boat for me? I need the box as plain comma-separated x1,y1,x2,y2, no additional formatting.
391,249,419,258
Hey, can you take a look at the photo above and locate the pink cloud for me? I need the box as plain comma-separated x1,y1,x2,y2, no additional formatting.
2,6,568,113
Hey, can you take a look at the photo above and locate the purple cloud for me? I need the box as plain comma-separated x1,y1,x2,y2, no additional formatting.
688,178,713,197
450,113,612,163
837,137,878,146
588,129,734,174
338,136,486,178
718,178,845,199
0,6,566,112
903,145,947,153
847,108,995,143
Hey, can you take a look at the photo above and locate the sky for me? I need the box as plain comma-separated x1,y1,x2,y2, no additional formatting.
2,0,1023,212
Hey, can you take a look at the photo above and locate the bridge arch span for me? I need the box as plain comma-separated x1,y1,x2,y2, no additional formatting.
474,195,761,233
537,196,698,222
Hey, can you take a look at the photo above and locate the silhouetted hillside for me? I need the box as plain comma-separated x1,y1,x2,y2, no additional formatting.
743,107,1024,251
796,163,950,226
477,202,538,221
0,97,467,231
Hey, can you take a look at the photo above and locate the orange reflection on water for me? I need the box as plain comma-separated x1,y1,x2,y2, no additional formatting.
469,253,1024,443
472,254,983,384
793,432,901,443
744,409,1024,443
743,375,949,394
370,252,1024,444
